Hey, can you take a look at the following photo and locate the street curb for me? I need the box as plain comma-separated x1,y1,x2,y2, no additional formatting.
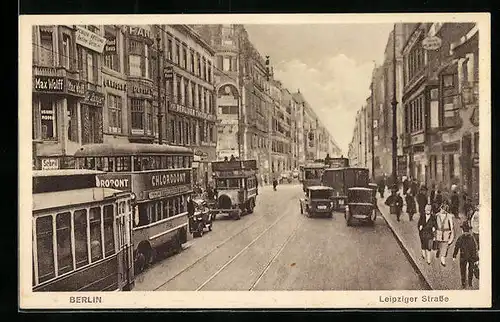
376,206,434,290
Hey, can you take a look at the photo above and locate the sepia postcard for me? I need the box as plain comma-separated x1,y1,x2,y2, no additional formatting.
19,13,491,309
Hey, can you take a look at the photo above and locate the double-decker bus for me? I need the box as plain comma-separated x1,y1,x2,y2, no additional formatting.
32,169,135,291
74,143,194,273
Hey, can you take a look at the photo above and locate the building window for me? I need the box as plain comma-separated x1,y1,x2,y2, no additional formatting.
175,42,180,65
145,100,153,135
440,73,460,128
144,44,150,79
108,94,122,133
104,28,120,72
184,80,190,107
208,62,212,83
176,76,183,104
86,52,98,84
170,119,175,144
167,38,173,61
190,51,195,73
197,53,201,75
191,83,196,108
198,85,202,110
131,99,144,131
199,122,205,143
406,36,425,82
67,100,77,142
62,34,71,69
185,120,190,145
129,40,150,78
183,46,188,69
223,57,231,71
39,29,54,66
201,57,206,80
192,122,197,144
40,98,57,140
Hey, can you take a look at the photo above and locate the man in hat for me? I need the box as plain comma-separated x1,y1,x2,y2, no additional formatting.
453,221,479,288
385,185,404,222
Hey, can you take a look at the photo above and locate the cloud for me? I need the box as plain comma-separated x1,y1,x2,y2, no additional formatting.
274,54,374,154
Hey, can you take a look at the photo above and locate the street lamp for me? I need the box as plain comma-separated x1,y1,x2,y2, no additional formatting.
156,33,163,145
391,24,398,188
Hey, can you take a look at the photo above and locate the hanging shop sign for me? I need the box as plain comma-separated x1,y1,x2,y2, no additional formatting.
83,90,105,107
164,66,174,80
76,26,106,53
33,76,65,93
128,26,153,40
66,78,86,97
104,37,117,54
422,36,442,51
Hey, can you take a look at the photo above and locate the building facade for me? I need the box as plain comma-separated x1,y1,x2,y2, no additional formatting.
33,24,217,183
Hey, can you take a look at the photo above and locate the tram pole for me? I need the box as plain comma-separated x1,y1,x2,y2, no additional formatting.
156,33,163,145
371,62,376,181
391,24,398,188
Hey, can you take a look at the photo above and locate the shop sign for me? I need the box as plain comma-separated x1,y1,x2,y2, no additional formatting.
103,77,127,92
147,184,191,200
411,133,425,145
83,90,105,107
76,26,106,53
130,83,154,97
41,158,59,170
147,170,191,190
169,103,216,121
442,142,460,152
95,174,132,191
164,66,173,80
66,78,86,96
33,76,65,93
128,26,152,40
104,37,117,54
422,36,442,51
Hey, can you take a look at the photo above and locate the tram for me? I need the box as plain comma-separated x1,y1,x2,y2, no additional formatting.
32,169,135,292
74,143,194,273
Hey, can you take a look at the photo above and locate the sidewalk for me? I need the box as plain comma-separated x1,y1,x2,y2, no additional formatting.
376,192,479,290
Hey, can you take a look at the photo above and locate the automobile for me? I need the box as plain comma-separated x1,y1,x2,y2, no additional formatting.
190,198,213,237
211,159,258,220
344,187,377,226
299,185,335,218
321,167,370,210
280,171,292,183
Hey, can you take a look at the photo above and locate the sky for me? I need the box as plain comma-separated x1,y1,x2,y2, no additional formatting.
244,24,394,155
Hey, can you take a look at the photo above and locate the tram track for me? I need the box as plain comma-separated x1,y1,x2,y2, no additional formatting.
151,186,301,291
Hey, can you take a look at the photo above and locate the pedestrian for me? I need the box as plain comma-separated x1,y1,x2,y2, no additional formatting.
416,185,428,217
405,188,416,221
272,177,278,191
207,184,215,201
452,221,479,288
187,195,196,232
411,178,419,196
402,176,409,196
418,204,437,265
230,154,236,161
429,184,437,205
385,186,404,222
434,201,455,267
470,205,479,249
462,190,472,220
450,184,460,219
377,177,386,198
433,189,443,214
224,156,229,162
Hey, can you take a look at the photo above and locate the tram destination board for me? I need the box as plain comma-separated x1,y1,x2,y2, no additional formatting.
212,160,258,171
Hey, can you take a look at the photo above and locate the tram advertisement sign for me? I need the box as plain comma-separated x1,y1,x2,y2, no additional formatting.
95,174,132,191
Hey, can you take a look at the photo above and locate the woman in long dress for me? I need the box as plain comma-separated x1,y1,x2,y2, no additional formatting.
434,201,455,267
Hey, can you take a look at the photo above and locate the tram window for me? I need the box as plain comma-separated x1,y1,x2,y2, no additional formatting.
116,156,131,172
190,156,193,167
89,207,103,262
141,157,151,170
85,157,96,170
56,212,73,275
166,156,173,169
182,156,188,168
179,196,185,213
155,156,162,169
160,156,167,169
95,158,103,171
138,204,150,226
36,216,55,283
173,156,179,168
133,156,142,172
76,158,85,169
74,209,89,268
228,179,239,188
178,156,184,168
166,199,173,218
103,205,115,257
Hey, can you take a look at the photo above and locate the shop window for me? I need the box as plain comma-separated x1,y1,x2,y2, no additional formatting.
103,205,115,257
73,209,89,269
40,98,57,140
89,207,103,262
39,29,54,66
108,94,122,133
36,216,55,283
56,212,73,275
131,99,144,131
